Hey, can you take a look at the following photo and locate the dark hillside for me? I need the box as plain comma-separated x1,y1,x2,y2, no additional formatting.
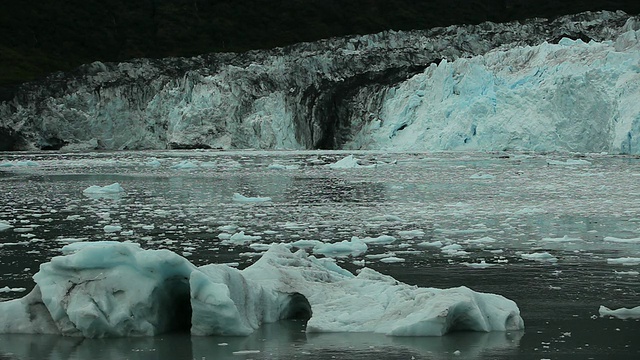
1,0,638,94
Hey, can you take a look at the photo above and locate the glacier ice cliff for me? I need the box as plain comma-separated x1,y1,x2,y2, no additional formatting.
0,11,639,153
0,242,524,338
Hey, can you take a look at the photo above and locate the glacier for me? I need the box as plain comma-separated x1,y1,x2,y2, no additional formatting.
0,242,524,338
0,11,639,153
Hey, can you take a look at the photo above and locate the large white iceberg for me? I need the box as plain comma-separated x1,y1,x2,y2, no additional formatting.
0,242,524,338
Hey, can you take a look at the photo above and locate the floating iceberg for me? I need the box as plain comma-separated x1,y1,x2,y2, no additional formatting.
0,242,524,338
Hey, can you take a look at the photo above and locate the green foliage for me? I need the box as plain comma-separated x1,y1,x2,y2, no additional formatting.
0,0,638,87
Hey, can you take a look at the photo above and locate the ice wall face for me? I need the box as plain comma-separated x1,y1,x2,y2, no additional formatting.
0,11,638,152
346,20,640,153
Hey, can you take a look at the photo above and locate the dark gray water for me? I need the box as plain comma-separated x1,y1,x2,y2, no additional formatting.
1,150,639,359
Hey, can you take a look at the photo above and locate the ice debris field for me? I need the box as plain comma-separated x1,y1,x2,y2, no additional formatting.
1,151,640,340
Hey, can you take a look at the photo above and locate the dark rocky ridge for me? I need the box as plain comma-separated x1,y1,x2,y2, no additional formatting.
1,1,639,91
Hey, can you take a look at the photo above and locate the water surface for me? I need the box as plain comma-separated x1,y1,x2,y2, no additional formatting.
1,150,639,359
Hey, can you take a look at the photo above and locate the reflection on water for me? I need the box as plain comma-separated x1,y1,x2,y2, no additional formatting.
0,321,523,360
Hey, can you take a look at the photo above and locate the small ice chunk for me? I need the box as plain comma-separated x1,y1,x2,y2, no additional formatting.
441,244,463,253
57,237,89,244
313,238,368,257
541,235,582,242
0,160,39,167
366,252,396,259
417,241,443,248
358,235,397,245
0,286,27,293
465,237,497,245
232,193,272,203
268,163,299,170
0,221,13,232
604,236,640,244
607,257,640,266
217,224,237,232
327,155,361,169
171,161,199,169
599,305,640,319
398,230,425,239
520,252,558,262
352,259,366,266
469,173,495,180
249,243,274,251
546,159,591,166
83,183,125,194
367,214,404,222
291,240,324,249
145,159,162,167
462,261,498,269
379,256,405,263
103,225,122,233
326,155,376,169
232,350,260,355
515,207,545,215
283,222,308,230
615,270,639,276
223,231,262,244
